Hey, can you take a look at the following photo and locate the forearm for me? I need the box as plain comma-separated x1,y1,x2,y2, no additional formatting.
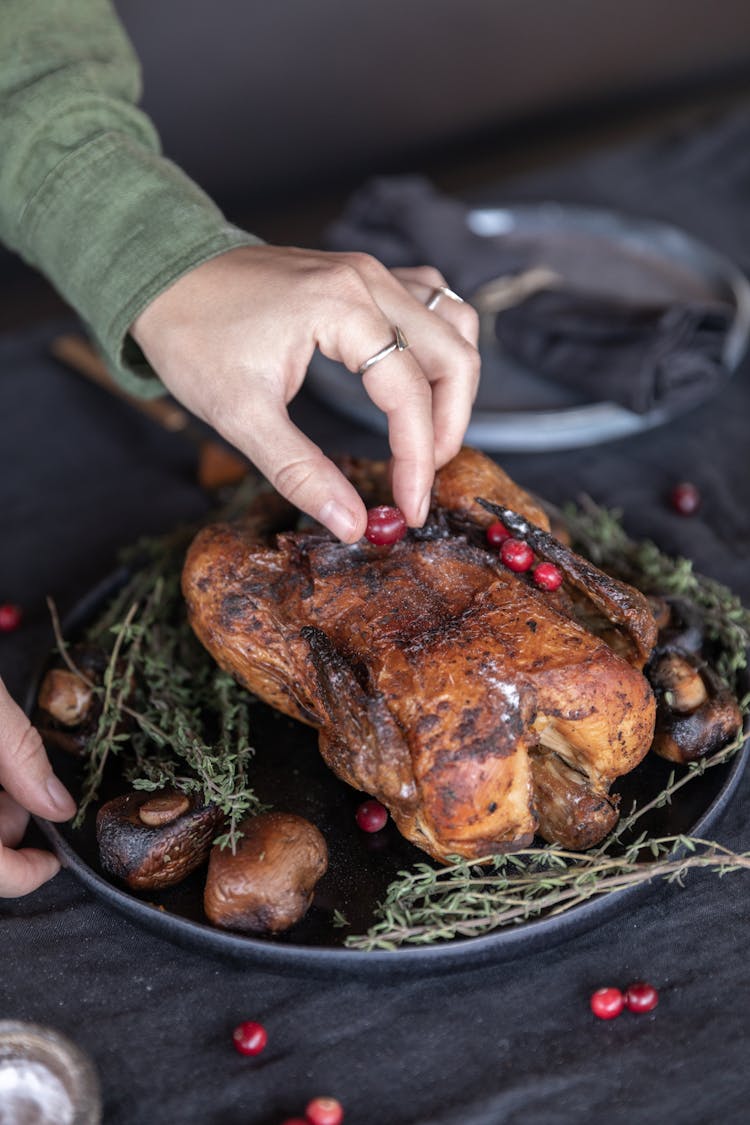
0,0,260,395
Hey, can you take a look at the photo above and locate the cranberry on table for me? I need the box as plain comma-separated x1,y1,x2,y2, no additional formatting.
486,520,511,547
232,1020,268,1056
533,562,563,591
355,798,388,833
500,538,534,573
305,1097,344,1125
590,987,624,1020
624,981,659,1013
364,506,407,545
0,603,23,633
670,481,701,516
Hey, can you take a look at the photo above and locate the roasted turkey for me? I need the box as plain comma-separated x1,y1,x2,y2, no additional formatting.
182,448,658,860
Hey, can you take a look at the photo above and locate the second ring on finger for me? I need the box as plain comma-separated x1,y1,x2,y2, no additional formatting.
426,285,464,311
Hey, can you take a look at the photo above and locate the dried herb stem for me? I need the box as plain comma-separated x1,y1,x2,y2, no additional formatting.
58,531,263,845
346,836,750,950
46,596,95,690
564,496,750,687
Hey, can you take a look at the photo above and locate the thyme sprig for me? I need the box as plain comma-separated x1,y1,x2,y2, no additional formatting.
563,496,750,687
346,830,750,951
53,527,263,850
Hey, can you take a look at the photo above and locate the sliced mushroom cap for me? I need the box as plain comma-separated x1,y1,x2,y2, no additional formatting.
204,811,328,934
650,652,709,713
38,668,94,727
36,645,109,757
648,651,743,763
96,790,222,890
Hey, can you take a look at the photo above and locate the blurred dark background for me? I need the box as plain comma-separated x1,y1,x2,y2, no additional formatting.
2,0,750,329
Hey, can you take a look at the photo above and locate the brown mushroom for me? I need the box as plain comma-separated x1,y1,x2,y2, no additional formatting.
648,651,743,763
650,652,708,713
204,812,328,934
96,790,222,890
35,646,109,757
37,668,94,726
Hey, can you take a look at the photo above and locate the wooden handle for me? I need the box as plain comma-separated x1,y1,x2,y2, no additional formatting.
50,334,191,433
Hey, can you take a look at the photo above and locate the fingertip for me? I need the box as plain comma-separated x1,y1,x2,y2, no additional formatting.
319,498,366,543
44,776,77,821
391,461,435,528
0,848,61,899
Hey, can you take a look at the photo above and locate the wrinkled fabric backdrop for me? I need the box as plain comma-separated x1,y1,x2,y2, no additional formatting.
2,106,750,1125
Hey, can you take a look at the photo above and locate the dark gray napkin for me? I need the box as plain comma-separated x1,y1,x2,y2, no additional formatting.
493,289,731,414
325,175,733,414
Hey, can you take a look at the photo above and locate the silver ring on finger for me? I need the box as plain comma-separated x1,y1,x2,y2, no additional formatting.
426,285,464,311
357,325,409,375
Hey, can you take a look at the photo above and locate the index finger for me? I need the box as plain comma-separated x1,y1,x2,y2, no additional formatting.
313,259,436,527
361,341,435,526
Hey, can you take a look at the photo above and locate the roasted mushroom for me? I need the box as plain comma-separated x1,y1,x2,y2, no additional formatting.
96,789,222,890
38,668,94,727
204,812,328,934
35,646,108,756
648,650,742,763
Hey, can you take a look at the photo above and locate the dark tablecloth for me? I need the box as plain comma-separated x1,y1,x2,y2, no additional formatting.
3,106,750,1125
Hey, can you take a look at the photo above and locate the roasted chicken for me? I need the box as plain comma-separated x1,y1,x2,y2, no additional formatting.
182,448,658,860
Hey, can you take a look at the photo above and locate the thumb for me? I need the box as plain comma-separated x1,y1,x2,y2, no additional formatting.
0,842,62,899
0,678,76,821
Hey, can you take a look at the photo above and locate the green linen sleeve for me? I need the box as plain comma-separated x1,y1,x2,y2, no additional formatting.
0,0,262,396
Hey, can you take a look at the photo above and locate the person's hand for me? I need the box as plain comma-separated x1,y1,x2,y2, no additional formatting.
131,245,480,541
0,677,76,897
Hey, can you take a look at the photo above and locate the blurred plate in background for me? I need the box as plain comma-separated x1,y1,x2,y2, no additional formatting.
307,203,750,451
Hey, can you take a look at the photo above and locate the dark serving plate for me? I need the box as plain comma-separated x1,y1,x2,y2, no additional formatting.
31,568,749,979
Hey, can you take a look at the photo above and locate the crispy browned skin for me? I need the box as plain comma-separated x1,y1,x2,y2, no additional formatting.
183,449,657,858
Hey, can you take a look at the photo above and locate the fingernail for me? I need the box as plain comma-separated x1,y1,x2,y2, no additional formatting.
46,775,76,817
417,492,432,525
320,500,359,542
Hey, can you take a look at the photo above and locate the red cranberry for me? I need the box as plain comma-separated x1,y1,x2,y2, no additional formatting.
0,604,23,633
624,981,659,1013
486,520,511,547
364,506,407,545
232,1020,268,1056
500,538,534,573
590,987,624,1020
670,481,701,516
533,562,563,591
355,799,388,833
305,1098,344,1125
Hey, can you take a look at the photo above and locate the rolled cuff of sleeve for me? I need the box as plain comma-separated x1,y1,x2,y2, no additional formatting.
17,129,263,397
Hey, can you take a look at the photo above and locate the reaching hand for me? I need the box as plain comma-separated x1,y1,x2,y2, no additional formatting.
131,245,480,541
0,677,76,897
